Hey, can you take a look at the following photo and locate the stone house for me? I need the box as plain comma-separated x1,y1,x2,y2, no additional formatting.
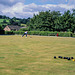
4,25,24,31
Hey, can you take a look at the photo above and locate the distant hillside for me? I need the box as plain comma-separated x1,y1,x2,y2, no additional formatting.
0,15,30,28
0,19,9,22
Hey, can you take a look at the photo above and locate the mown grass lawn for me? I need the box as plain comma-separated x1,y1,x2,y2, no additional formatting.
0,35,75,75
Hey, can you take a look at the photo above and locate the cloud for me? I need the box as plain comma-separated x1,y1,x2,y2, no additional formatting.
1,2,25,17
0,1,75,18
23,3,48,12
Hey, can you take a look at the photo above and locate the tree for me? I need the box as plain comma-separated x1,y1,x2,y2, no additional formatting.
0,25,3,30
3,20,7,23
0,25,4,34
72,9,75,16
0,15,3,19
29,10,61,31
9,19,15,25
2,15,7,19
58,10,72,32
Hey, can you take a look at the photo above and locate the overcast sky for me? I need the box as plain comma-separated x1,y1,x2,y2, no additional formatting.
0,0,75,18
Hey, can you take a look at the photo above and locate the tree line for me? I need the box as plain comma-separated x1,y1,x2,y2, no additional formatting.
0,9,75,33
28,9,75,33
0,15,30,33
0,15,30,26
8,17,30,26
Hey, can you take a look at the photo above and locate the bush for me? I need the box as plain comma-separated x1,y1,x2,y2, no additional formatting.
58,32,72,37
28,31,72,37
48,32,57,36
19,28,29,31
6,31,73,37
0,30,5,34
5,31,14,35
28,31,40,35
13,31,25,35
73,33,75,37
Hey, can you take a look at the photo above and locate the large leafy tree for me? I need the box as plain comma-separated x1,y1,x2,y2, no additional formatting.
72,9,75,32
29,10,75,32
29,10,61,31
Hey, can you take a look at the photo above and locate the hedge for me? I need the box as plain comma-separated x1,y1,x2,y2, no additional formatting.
5,31,73,37
0,30,5,34
13,31,25,35
5,31,14,35
73,34,75,37
28,31,73,37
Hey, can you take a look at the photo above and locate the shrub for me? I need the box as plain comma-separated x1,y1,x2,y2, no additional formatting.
28,31,72,37
48,32,57,36
13,31,25,35
19,28,29,31
5,31,73,37
58,32,72,37
0,30,5,34
73,33,75,37
5,31,14,35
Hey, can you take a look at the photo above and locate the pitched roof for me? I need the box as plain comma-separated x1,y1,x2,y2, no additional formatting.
7,25,21,30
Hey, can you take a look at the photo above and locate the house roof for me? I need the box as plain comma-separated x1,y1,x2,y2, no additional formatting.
7,25,22,30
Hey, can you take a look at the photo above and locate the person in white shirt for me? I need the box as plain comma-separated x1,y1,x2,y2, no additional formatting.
22,31,28,37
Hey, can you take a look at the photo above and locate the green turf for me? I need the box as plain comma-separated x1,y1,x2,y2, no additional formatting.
0,35,75,75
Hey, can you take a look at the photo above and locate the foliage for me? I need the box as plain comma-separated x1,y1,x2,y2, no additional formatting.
0,25,5,34
0,9,75,33
29,10,75,33
19,27,29,31
0,25,3,30
7,31,73,37
3,20,7,23
0,30,5,34
28,31,72,37
5,31,14,35
13,31,25,35
0,15,30,28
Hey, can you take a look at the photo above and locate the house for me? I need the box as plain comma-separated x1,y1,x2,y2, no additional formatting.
4,25,25,31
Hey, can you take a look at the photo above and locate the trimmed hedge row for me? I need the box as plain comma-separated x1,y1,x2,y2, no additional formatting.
28,31,57,36
5,31,14,35
0,30,5,34
73,34,75,37
5,31,24,35
28,31,73,37
5,31,74,37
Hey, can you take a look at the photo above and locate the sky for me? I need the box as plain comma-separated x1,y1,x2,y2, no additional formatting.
0,0,75,18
